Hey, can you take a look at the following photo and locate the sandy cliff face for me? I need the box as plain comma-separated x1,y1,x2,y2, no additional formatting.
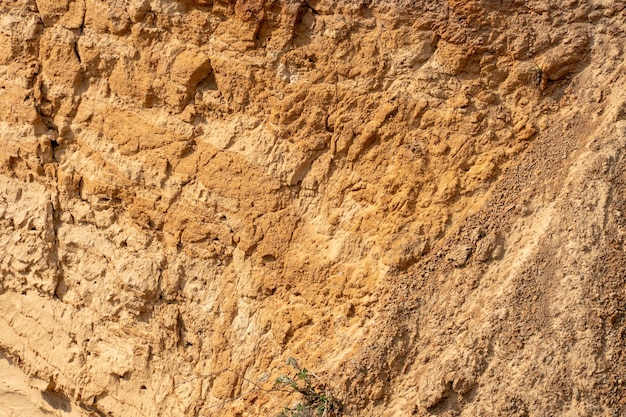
1,0,625,415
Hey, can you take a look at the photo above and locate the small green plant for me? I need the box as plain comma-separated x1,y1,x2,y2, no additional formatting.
274,358,342,417
530,62,549,90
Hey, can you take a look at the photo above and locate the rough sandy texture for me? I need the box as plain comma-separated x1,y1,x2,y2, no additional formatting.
0,352,85,417
1,0,625,415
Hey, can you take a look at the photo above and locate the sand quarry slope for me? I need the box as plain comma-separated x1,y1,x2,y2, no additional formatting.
1,0,626,415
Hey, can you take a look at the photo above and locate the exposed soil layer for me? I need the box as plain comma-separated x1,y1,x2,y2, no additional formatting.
1,0,625,416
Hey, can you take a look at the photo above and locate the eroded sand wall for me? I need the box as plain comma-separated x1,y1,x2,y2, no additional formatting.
1,0,625,415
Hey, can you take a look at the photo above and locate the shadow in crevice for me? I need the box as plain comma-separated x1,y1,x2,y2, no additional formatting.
41,385,72,413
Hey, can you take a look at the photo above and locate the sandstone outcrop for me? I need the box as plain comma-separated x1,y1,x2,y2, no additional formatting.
1,0,625,416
